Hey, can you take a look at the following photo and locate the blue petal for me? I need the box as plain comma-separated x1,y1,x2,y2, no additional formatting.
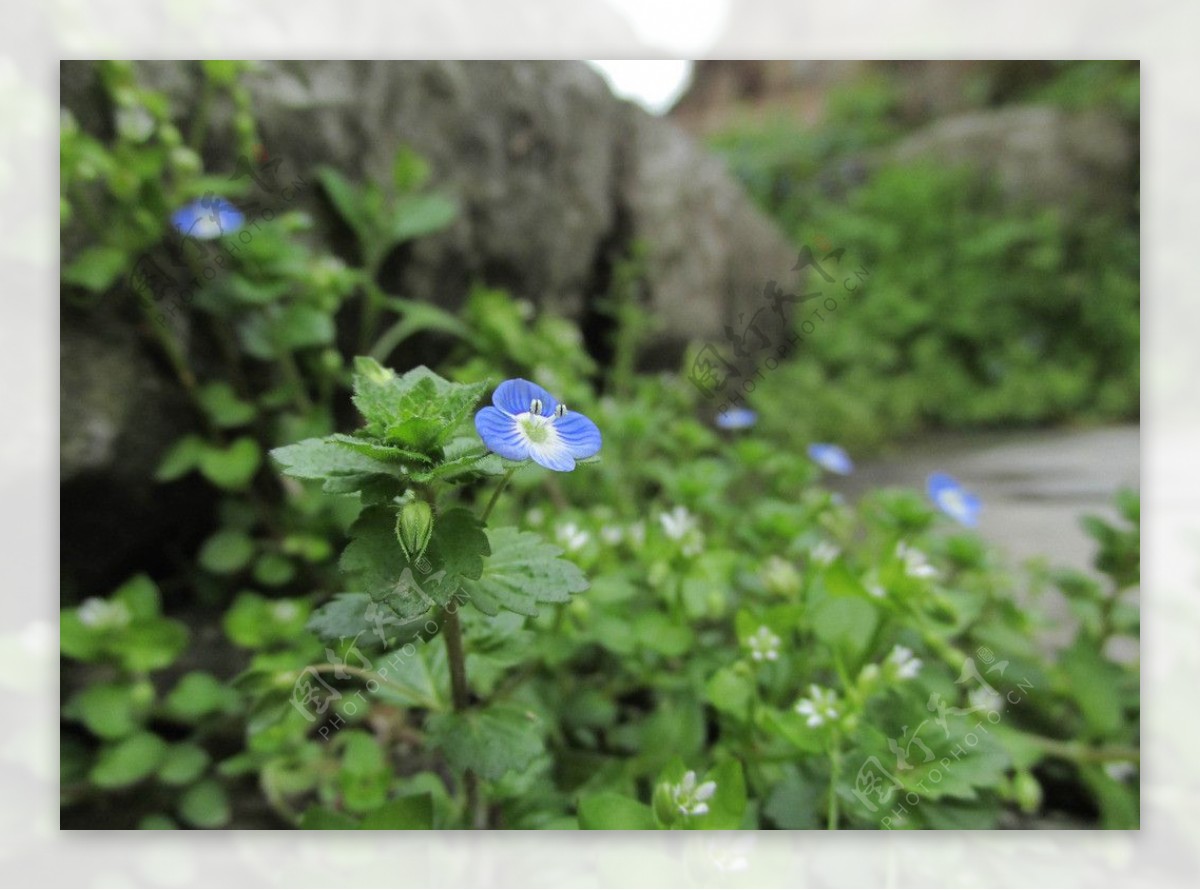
926,472,959,500
474,407,530,460
493,379,557,417
528,442,576,472
807,443,853,475
927,472,982,526
553,411,602,459
716,408,758,430
170,197,244,240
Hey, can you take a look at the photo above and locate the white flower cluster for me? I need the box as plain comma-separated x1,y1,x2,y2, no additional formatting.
555,521,590,553
795,684,840,728
660,506,704,557
896,542,938,579
746,625,781,662
810,540,840,566
669,770,718,817
887,644,923,680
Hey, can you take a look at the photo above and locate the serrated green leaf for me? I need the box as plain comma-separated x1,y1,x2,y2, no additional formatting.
306,593,427,655
328,434,432,465
340,507,488,620
427,703,545,781
350,360,487,451
460,527,588,618
270,437,409,495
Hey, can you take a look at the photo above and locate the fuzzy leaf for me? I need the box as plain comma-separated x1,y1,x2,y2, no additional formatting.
460,527,588,618
427,703,546,781
340,506,488,621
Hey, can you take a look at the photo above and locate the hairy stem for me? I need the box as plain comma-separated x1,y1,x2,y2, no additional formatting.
482,467,517,523
442,606,485,828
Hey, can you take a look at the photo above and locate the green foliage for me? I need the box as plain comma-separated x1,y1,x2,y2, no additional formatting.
61,62,1138,832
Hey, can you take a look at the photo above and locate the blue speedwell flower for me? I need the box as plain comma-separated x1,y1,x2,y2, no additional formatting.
927,471,981,527
807,443,854,475
170,196,244,240
475,378,601,472
715,407,758,430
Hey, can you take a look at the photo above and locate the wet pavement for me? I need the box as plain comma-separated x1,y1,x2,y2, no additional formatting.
839,424,1139,574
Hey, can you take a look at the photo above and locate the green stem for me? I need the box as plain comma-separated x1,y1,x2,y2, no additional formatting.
482,467,516,523
441,606,486,828
827,732,842,830
1028,735,1139,765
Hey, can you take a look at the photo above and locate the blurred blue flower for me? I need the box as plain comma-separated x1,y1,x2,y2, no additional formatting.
715,407,757,430
475,378,601,472
171,196,244,239
927,472,981,527
807,443,853,475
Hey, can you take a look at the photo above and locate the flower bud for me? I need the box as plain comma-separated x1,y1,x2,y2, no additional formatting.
1013,770,1042,814
396,501,434,564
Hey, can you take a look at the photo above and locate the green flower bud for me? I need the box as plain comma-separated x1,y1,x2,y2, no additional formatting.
1013,770,1042,814
396,501,434,564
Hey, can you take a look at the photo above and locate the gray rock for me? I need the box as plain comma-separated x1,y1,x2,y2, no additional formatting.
59,60,797,593
884,104,1135,215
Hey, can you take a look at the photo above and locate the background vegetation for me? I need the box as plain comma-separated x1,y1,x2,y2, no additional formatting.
59,61,1139,830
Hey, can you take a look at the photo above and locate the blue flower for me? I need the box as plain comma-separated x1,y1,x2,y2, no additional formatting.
170,196,244,240
715,407,757,430
475,378,601,472
807,443,853,475
927,472,981,527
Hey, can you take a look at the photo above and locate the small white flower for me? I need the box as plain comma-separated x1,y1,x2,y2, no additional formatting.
968,685,1003,714
810,541,840,566
115,105,155,142
669,769,718,817
555,521,590,553
794,684,840,728
76,598,130,630
272,601,299,622
897,542,938,579
887,644,923,680
761,556,801,597
660,506,704,557
746,625,781,662
627,520,646,548
526,507,545,527
659,506,696,541
863,570,887,598
600,524,623,546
